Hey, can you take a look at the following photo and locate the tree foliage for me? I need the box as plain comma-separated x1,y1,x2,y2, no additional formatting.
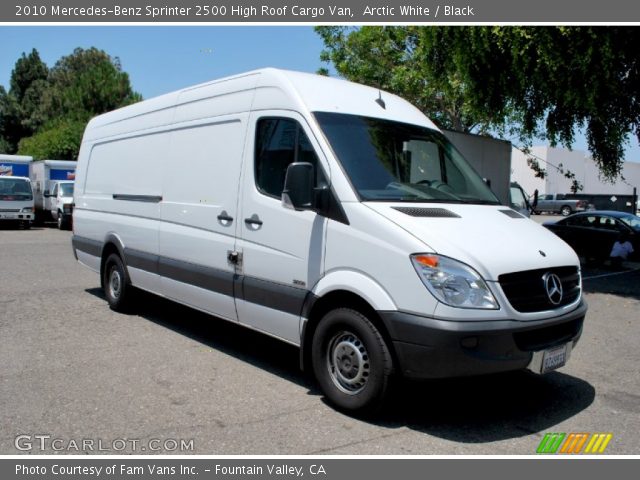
39,47,142,123
1,47,141,159
316,26,640,180
17,118,85,160
316,26,488,133
0,49,48,152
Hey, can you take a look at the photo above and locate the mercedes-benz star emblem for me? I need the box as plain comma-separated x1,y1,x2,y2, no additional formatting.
543,272,563,305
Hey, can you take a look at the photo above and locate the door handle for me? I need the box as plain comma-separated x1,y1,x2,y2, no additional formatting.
217,212,234,222
244,214,263,226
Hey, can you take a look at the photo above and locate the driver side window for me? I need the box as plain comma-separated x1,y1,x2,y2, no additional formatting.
254,118,320,199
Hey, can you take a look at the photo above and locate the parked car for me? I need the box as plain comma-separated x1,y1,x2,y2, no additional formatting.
544,211,640,262
533,193,590,216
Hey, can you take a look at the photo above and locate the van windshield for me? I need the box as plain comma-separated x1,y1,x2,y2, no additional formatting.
0,177,33,201
314,112,499,204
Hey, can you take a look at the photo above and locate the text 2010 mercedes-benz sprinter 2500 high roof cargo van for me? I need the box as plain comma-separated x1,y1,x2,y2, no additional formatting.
72,69,587,412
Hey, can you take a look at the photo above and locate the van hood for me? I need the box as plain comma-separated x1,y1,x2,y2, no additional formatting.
365,202,580,281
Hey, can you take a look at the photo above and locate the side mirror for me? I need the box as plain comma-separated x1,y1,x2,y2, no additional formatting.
282,162,314,211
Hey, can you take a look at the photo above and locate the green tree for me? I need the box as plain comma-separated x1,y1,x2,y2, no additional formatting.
0,49,48,152
17,118,85,160
10,48,48,102
16,47,142,160
316,26,497,134
317,26,640,180
38,47,142,124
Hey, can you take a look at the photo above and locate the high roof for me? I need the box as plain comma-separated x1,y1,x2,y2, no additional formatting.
84,68,437,141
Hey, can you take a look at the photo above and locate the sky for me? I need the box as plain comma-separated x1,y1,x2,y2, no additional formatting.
1,26,639,163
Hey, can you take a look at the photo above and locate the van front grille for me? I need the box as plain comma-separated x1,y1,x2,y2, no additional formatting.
0,208,20,213
498,266,581,313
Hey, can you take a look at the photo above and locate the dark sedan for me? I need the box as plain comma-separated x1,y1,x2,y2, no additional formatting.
544,210,640,262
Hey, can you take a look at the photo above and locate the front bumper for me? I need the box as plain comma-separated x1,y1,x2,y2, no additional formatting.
379,300,587,379
0,212,34,221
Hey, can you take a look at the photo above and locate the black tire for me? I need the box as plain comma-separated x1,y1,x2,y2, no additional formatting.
22,221,31,230
560,205,572,216
103,253,133,312
57,212,64,230
311,308,393,413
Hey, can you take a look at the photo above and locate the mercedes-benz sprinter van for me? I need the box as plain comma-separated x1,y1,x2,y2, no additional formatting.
72,69,586,412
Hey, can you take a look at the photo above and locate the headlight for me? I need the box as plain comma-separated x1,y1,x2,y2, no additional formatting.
410,254,499,309
21,207,33,213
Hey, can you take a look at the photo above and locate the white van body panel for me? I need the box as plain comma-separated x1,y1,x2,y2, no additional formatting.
364,203,578,280
312,269,397,312
322,202,435,315
76,250,100,273
235,109,329,340
253,69,436,129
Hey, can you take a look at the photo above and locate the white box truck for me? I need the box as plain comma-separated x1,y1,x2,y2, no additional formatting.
0,155,35,228
0,176,34,228
0,154,32,177
72,69,587,412
29,160,76,223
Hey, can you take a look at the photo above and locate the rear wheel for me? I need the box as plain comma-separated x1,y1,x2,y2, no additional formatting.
103,253,133,312
560,205,572,216
311,308,393,413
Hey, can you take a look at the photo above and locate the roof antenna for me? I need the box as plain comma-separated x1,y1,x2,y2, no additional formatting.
375,90,386,109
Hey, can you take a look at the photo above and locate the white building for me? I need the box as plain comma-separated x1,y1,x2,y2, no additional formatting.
511,146,640,198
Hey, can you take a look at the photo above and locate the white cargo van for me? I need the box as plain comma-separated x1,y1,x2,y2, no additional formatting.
72,69,586,412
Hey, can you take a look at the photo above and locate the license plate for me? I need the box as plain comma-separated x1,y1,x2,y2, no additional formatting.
542,344,568,373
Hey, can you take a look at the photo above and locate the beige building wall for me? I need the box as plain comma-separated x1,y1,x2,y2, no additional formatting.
511,146,640,197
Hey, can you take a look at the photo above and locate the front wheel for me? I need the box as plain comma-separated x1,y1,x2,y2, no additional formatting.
103,254,133,312
311,308,393,413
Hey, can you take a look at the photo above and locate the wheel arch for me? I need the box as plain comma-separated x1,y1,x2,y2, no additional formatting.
99,233,128,288
300,276,399,374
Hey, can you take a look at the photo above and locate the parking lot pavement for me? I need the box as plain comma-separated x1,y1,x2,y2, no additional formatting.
1,227,639,455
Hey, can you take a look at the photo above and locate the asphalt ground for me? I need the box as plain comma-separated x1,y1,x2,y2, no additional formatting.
1,222,638,455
